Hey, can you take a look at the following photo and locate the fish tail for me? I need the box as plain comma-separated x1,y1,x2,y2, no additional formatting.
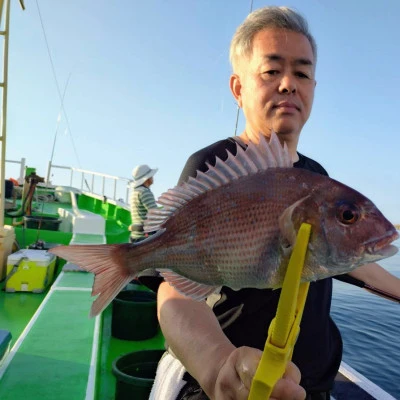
50,244,136,317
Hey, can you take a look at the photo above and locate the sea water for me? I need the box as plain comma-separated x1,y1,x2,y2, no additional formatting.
331,231,400,399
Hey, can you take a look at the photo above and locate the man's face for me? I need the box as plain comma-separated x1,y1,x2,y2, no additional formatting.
231,28,316,140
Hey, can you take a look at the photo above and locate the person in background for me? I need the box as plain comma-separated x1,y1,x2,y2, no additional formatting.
143,6,400,400
130,164,158,243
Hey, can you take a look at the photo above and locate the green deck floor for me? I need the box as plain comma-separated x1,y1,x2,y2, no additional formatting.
0,273,98,400
0,272,165,400
0,282,46,348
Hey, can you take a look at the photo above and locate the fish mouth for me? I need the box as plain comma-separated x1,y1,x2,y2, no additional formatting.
364,230,399,258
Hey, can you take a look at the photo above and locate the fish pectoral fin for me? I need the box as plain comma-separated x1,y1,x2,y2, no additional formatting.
278,195,310,248
158,269,221,301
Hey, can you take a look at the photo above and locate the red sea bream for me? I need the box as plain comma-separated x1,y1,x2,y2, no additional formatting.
50,133,399,316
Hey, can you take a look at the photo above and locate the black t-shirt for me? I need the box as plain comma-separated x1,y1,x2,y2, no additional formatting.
141,137,343,393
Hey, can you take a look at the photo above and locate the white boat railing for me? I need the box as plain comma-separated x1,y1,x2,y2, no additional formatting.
4,158,132,205
46,161,132,204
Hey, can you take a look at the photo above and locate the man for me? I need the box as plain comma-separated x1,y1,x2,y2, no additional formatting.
130,164,158,243
146,6,400,400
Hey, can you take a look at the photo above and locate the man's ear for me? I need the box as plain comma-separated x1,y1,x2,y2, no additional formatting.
229,74,242,108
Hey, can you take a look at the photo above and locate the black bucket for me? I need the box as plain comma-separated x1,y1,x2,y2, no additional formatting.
111,290,158,340
112,349,165,400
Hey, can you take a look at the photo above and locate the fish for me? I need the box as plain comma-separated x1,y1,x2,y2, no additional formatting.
49,133,399,317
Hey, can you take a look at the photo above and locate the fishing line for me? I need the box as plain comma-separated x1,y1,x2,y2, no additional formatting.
34,0,82,169
234,0,254,136
47,72,72,183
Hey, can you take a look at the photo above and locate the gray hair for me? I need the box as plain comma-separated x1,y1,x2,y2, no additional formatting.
229,6,317,72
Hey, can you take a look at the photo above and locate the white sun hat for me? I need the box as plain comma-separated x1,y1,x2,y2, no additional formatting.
132,164,158,188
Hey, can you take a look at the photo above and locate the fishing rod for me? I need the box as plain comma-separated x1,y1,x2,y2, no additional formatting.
335,274,400,304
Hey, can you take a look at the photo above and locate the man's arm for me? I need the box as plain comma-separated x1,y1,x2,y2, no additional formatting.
157,281,306,400
347,263,400,301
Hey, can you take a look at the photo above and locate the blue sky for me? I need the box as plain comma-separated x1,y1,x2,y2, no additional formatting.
4,0,400,223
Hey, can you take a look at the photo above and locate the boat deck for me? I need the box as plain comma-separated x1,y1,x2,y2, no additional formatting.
0,271,165,400
0,272,99,400
0,191,165,399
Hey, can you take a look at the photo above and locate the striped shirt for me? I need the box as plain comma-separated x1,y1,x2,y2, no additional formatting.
130,185,158,239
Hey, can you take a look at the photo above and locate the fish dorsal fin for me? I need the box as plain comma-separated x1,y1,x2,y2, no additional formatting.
157,268,221,300
144,132,292,233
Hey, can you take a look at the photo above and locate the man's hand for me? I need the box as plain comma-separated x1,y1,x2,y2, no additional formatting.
212,346,306,400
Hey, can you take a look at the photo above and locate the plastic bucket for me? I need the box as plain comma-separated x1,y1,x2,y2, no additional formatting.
112,349,164,400
111,290,158,340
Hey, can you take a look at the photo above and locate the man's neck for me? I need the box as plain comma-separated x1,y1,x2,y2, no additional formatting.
239,130,299,163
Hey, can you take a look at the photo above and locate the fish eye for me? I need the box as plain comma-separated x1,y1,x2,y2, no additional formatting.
336,203,360,225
